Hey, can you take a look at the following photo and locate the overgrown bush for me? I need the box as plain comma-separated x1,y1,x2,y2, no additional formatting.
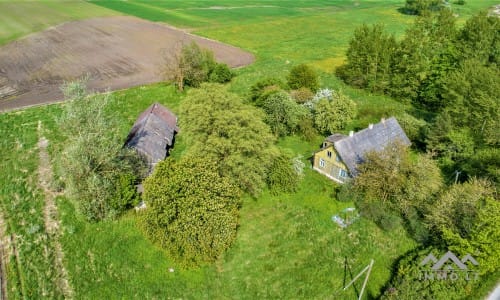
353,142,443,235
262,91,308,137
290,87,314,103
310,90,357,134
140,158,240,267
58,80,143,221
249,77,285,106
287,64,319,92
381,247,479,300
403,0,444,15
167,42,235,90
209,63,234,83
267,153,301,195
180,83,278,196
297,115,318,141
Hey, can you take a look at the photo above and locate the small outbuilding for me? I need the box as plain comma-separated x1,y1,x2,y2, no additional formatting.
313,117,410,183
125,102,179,173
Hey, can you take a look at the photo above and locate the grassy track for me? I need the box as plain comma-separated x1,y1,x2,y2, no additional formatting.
0,0,119,45
1,0,498,298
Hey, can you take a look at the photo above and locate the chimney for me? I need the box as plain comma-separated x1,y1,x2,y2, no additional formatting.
368,124,373,129
349,131,354,137
381,117,386,124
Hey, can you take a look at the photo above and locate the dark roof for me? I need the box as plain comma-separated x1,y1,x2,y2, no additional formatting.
326,133,347,143
125,102,179,166
334,117,410,176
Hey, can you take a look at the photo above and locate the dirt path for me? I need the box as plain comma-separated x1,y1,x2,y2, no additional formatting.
0,16,255,112
36,121,73,299
0,210,8,300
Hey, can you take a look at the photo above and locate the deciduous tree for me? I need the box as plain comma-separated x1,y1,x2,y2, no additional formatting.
58,80,143,221
140,157,240,267
180,83,278,195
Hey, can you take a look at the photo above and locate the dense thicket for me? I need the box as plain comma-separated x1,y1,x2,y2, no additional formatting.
180,83,278,196
338,9,500,187
140,158,240,267
58,80,143,221
166,42,234,91
347,142,442,237
403,0,444,15
287,64,319,92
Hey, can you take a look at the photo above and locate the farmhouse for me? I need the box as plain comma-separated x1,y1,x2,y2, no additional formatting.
125,102,179,173
313,117,410,183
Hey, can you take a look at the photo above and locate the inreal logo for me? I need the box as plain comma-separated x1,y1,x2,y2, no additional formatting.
419,251,480,281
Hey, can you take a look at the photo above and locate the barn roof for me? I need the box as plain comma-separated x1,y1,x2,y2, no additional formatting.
125,102,179,167
333,117,410,176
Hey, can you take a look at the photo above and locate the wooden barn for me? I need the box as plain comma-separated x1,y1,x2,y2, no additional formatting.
313,117,410,183
125,102,179,173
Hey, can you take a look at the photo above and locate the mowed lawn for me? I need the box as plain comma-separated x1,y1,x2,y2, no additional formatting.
0,0,120,45
1,0,498,299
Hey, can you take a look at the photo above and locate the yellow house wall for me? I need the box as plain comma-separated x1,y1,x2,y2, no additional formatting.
313,145,349,183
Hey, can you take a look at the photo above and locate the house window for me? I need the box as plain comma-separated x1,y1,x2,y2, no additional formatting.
319,158,325,168
339,169,347,178
336,154,341,162
327,151,332,158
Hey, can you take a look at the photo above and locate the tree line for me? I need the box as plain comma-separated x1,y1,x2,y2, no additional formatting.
337,9,499,187
337,7,499,298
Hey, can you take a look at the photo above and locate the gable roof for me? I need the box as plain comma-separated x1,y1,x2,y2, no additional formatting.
326,133,346,144
125,102,179,167
333,117,410,176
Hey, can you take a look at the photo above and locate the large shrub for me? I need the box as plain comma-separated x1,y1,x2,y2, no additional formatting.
249,77,285,106
262,91,308,137
209,62,234,83
140,158,240,267
310,89,357,134
287,64,319,92
180,83,278,196
58,80,143,221
267,152,301,195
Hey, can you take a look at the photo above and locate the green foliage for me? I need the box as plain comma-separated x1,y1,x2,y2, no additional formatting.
58,81,142,221
208,62,234,83
337,24,396,93
180,42,216,88
180,83,277,196
381,247,480,300
457,11,500,65
391,9,457,102
140,157,240,267
249,77,285,106
397,113,427,145
353,142,443,236
287,64,319,92
312,90,356,134
426,178,496,239
261,91,307,137
403,0,445,15
442,60,499,146
267,152,300,195
297,115,318,142
441,195,499,275
112,171,141,210
290,87,314,104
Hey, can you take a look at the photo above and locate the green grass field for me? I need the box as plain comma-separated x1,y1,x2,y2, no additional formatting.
0,0,119,45
0,0,498,298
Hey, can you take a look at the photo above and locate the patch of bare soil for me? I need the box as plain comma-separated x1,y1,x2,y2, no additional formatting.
0,16,255,112
37,121,73,299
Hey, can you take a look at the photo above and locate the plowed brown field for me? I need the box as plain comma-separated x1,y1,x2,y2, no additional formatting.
0,16,254,112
